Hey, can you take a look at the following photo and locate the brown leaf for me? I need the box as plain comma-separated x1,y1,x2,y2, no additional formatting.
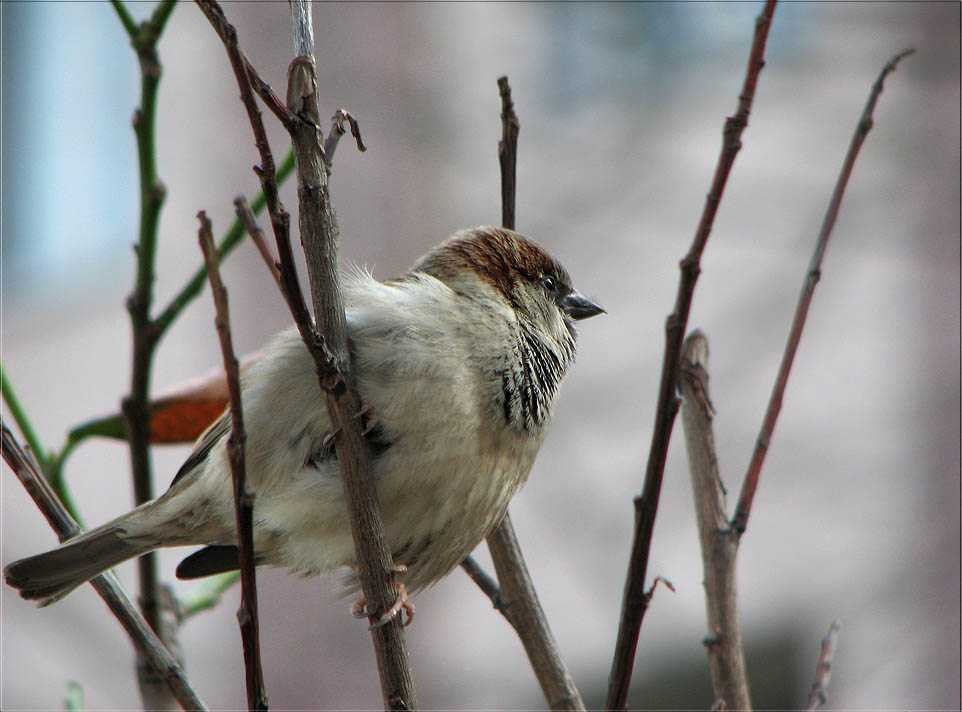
68,350,264,446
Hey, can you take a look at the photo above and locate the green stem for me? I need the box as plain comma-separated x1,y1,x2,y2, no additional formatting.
154,148,296,337
108,0,137,39
146,0,177,38
1,365,85,525
120,0,178,639
181,572,242,618
0,364,48,469
46,439,86,527
64,681,85,712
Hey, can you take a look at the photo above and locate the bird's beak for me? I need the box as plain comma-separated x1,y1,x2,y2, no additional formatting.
561,291,605,320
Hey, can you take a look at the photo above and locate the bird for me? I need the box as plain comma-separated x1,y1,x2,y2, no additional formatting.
4,226,603,618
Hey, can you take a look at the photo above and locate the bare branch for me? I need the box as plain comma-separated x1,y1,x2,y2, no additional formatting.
282,5,417,708
605,4,777,709
679,331,750,710
497,76,519,230
732,47,915,533
1,424,207,712
459,556,507,616
487,520,585,712
804,620,841,711
198,212,268,711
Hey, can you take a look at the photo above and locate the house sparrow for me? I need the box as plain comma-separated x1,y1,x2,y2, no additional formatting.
4,227,603,610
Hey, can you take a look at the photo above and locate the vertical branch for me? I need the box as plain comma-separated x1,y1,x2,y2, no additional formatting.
731,47,915,533
678,331,750,710
473,75,584,712
198,213,268,711
1,425,207,712
111,2,182,707
285,6,418,709
497,76,519,230
120,0,176,641
605,3,777,709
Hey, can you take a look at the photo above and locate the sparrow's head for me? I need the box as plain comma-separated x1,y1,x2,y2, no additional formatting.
413,226,604,341
412,227,603,431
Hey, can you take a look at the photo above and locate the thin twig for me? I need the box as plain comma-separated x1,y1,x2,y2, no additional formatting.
679,331,750,710
1,424,207,712
323,109,367,166
234,196,283,289
731,47,915,534
605,4,777,709
804,620,841,711
497,76,519,230
198,212,268,711
459,556,507,616
477,74,584,712
0,366,50,476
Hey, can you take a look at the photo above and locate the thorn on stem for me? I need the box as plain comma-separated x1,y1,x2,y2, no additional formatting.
644,575,675,605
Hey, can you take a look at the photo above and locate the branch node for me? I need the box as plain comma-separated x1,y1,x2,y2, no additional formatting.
644,575,675,605
323,110,367,166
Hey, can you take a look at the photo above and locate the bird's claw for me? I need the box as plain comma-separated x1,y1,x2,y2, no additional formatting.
357,402,379,437
349,566,414,629
370,581,414,630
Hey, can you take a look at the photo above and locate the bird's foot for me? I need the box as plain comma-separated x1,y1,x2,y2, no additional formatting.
349,565,414,628
356,402,379,437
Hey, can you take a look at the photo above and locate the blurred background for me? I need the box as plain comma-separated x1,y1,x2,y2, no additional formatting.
1,2,959,710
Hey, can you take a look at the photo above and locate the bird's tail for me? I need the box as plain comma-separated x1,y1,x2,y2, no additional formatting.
4,524,150,606
3,517,154,606
3,493,199,607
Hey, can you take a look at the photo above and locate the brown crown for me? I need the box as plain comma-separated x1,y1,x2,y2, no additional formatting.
414,227,572,301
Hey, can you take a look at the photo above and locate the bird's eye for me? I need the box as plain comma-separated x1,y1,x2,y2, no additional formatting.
540,274,557,292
